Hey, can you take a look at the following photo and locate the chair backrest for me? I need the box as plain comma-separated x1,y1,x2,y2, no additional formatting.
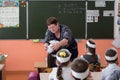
34,62,52,80
39,73,50,80
38,68,52,80
91,72,101,80
28,72,38,80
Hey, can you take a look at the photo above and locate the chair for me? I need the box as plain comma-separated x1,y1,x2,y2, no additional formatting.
34,62,52,80
28,72,38,80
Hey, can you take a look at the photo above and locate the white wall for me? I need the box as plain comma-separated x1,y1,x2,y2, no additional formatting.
114,0,120,38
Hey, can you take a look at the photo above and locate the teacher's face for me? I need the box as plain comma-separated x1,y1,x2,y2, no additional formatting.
48,23,59,33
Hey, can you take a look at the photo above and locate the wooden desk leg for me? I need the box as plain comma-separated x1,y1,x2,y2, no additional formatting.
0,70,2,80
2,67,6,80
0,69,5,80
37,68,40,80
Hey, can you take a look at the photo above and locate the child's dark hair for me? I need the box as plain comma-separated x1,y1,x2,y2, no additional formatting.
56,61,70,80
71,58,89,80
47,17,58,26
105,48,118,63
86,39,96,54
57,65,63,80
56,49,71,80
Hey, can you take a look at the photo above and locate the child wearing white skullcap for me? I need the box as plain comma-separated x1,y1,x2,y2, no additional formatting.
71,58,93,80
105,47,118,62
101,47,120,80
80,39,101,71
49,49,74,80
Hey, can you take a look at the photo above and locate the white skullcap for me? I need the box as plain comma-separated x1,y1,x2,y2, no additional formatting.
71,68,89,80
105,47,118,61
86,40,96,48
56,49,71,63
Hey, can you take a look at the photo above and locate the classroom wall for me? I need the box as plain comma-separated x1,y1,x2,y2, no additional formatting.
0,39,119,71
0,40,46,71
114,0,120,37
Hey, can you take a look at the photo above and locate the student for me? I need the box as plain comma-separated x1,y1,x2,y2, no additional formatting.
71,58,93,80
49,49,74,80
80,39,101,71
101,47,120,80
44,17,78,67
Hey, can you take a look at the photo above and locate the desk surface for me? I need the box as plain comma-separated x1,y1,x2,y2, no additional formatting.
0,64,4,71
34,62,47,68
39,72,101,80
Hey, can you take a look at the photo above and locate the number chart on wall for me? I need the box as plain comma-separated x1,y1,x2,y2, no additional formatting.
0,0,19,28
0,0,26,39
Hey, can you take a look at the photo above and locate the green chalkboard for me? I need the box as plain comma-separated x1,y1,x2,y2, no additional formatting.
28,0,86,39
87,1,114,39
0,6,26,39
0,0,114,39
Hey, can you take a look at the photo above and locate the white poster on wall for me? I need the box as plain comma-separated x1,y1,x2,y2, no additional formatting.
103,10,114,16
95,0,106,7
0,0,19,28
87,10,99,23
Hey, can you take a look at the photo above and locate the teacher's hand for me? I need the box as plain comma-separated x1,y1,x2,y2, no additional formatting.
51,42,61,51
44,43,49,51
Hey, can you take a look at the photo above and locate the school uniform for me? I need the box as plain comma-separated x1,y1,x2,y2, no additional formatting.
101,63,120,80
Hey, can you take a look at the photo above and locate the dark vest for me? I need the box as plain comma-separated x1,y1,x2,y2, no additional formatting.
83,54,101,71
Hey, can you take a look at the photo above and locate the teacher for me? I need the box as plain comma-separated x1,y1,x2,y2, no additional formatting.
44,17,78,67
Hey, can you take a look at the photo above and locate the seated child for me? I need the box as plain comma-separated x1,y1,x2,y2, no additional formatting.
49,49,74,80
101,47,120,80
80,39,101,71
71,58,93,80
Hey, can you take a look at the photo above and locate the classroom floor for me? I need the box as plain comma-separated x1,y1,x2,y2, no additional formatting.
6,71,31,80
